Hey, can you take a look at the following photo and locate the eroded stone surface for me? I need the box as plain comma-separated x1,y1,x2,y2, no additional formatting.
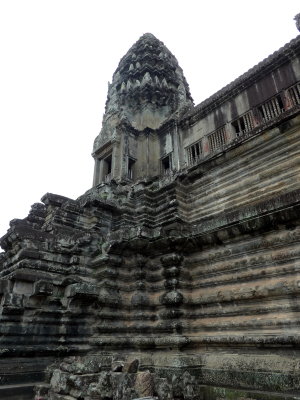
1,27,300,400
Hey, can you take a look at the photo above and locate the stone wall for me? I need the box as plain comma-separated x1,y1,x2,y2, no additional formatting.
1,32,300,399
2,112,300,398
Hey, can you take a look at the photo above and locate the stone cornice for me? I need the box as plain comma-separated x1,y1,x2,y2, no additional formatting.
107,188,300,255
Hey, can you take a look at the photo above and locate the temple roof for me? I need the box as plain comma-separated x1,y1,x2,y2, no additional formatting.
103,33,193,131
112,32,192,102
182,34,300,124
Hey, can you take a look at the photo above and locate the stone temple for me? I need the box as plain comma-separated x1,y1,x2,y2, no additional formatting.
1,19,300,400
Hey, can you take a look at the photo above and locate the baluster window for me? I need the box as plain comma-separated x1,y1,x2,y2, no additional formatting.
232,111,254,137
208,126,227,151
186,140,202,166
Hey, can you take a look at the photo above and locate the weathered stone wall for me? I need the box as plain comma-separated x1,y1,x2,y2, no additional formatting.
2,115,300,398
180,114,300,223
1,33,300,399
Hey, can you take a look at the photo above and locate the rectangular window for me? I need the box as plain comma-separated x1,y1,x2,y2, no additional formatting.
103,154,112,182
257,94,285,123
186,140,202,166
232,111,254,137
288,83,300,107
127,157,135,180
161,154,172,175
208,126,227,152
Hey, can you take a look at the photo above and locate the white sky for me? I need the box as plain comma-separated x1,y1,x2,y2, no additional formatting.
0,0,299,239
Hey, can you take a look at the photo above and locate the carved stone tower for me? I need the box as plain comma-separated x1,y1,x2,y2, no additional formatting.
92,33,193,185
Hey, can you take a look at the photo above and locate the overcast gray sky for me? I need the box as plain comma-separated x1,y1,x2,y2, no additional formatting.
0,0,299,239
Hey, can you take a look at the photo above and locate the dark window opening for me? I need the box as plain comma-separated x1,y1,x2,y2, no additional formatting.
103,154,112,182
232,120,240,134
191,143,201,159
232,112,254,137
277,95,284,110
161,154,172,175
127,157,135,180
257,106,264,119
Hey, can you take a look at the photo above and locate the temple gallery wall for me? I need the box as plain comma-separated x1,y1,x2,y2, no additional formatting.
1,18,300,400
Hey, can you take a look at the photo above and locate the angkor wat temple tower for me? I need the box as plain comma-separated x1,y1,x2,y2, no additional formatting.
92,32,193,184
1,24,300,400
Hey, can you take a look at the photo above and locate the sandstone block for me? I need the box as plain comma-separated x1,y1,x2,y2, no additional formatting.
134,371,154,397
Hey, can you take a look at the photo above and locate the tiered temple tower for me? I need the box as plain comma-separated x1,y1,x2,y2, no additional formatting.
92,33,193,184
